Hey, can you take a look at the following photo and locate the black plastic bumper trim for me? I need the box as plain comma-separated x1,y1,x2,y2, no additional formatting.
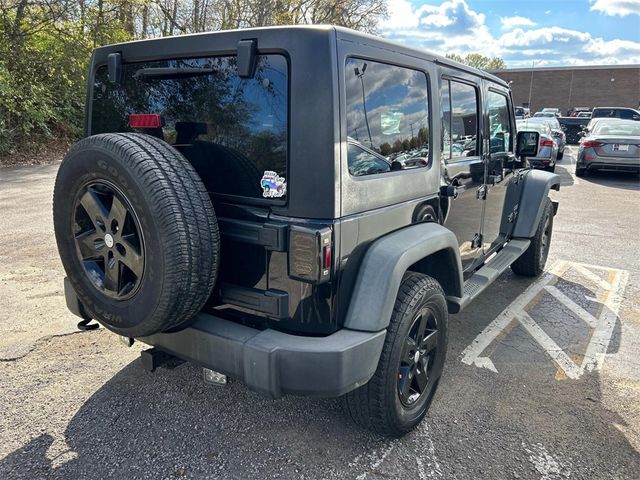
218,283,289,319
140,313,386,398
218,217,287,251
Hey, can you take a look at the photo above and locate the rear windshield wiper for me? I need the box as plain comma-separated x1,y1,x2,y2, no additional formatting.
133,67,216,80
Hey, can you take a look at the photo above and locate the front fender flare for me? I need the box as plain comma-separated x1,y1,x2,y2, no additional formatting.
511,169,560,239
343,223,462,332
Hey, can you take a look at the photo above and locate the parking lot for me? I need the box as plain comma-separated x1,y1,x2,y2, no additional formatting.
1,146,639,479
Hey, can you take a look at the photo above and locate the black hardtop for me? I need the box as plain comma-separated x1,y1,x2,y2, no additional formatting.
91,24,508,87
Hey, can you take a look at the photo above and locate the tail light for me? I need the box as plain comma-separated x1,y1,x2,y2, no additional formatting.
582,140,604,148
289,226,332,284
129,114,163,129
540,139,555,147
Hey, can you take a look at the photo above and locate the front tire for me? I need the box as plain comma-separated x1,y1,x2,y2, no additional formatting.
343,273,448,437
511,197,554,277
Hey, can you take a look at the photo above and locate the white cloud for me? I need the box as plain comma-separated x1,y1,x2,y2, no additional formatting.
544,10,552,15
380,0,640,67
500,15,536,30
590,0,640,17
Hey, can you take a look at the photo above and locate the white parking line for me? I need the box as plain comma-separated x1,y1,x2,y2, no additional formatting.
460,260,629,379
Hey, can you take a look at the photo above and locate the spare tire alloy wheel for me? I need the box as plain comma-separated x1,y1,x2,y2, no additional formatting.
74,180,145,300
54,133,220,338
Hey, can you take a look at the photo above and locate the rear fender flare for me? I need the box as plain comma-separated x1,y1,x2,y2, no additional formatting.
343,223,463,332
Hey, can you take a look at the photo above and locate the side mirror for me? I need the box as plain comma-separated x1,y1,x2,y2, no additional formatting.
516,131,539,157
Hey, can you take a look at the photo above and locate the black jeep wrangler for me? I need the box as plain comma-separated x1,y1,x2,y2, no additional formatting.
54,25,559,437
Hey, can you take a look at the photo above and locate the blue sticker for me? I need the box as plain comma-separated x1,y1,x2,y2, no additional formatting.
261,171,287,198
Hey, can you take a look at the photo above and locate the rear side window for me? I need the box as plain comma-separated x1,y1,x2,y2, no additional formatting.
345,58,430,176
441,79,480,162
91,55,288,200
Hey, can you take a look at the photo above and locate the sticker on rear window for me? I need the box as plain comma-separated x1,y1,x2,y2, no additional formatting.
261,171,287,198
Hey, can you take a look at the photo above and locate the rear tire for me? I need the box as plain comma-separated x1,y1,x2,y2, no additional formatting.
575,167,585,177
511,197,553,277
343,273,448,437
545,164,556,172
557,150,564,160
53,133,220,337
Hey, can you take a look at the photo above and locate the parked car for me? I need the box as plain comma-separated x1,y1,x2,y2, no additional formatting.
576,120,640,176
517,120,558,171
527,117,566,159
566,107,590,117
541,108,561,117
53,25,559,437
515,106,529,119
591,107,640,121
533,111,557,118
558,116,591,145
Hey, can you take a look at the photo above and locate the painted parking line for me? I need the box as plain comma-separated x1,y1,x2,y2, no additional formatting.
460,260,629,380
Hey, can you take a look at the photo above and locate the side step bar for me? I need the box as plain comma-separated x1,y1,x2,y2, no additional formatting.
446,239,530,313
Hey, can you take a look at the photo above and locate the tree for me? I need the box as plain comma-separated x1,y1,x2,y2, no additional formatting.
446,53,506,70
0,0,388,158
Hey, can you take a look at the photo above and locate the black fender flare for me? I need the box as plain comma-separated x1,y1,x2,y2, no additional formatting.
502,169,560,239
343,223,462,332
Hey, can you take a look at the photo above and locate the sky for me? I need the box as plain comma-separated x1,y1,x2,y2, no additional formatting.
379,0,640,67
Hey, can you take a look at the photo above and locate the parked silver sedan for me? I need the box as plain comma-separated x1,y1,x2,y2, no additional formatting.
527,117,566,159
517,120,558,172
576,120,640,176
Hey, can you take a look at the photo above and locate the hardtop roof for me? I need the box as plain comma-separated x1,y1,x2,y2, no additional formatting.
92,24,509,87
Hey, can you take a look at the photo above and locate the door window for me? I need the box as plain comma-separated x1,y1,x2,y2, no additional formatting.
441,80,480,162
487,91,512,154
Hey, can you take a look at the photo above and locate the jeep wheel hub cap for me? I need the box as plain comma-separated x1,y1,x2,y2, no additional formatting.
104,233,114,248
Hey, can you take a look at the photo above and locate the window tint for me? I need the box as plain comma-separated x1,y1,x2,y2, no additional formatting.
345,58,429,175
619,109,635,120
92,55,288,200
488,91,512,154
441,80,479,162
347,143,391,176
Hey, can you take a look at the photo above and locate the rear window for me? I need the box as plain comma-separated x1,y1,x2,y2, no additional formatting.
593,122,640,136
91,55,288,200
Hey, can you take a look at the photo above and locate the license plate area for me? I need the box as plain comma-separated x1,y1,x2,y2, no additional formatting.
612,144,629,152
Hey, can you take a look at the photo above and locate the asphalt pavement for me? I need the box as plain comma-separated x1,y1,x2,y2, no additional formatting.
1,147,639,479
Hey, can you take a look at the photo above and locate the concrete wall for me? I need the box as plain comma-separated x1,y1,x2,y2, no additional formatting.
491,66,640,114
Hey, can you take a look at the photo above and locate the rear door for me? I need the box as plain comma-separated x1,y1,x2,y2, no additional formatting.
481,84,517,253
440,74,485,273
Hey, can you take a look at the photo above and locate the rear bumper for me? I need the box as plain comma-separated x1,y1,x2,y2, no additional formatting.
580,161,640,172
140,315,386,398
64,278,385,399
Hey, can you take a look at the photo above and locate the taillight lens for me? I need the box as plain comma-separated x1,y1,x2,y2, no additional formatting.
289,227,332,284
129,113,163,128
540,139,555,147
582,140,604,148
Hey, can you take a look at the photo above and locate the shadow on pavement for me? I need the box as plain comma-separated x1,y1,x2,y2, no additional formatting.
1,271,639,479
580,170,640,191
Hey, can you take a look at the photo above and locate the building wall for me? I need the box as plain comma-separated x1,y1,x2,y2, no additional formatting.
491,66,640,115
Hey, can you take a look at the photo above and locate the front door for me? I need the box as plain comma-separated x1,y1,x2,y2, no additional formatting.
482,86,517,253
440,76,485,273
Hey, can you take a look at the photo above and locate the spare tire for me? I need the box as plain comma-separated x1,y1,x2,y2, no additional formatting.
53,133,219,337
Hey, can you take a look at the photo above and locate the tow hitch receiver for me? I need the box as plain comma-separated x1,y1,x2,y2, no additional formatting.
140,348,180,372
